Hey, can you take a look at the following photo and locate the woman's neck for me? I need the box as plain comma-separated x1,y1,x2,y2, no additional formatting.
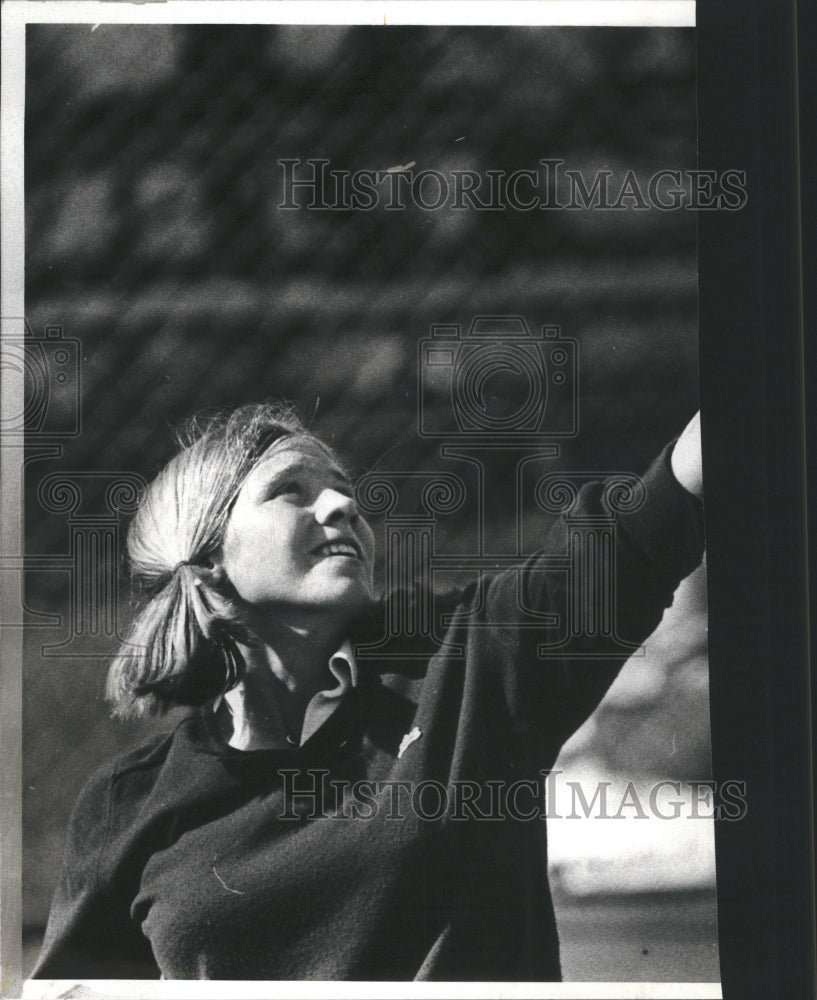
217,617,346,751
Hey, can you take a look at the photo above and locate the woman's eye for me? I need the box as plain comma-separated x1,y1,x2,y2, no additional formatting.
270,481,300,499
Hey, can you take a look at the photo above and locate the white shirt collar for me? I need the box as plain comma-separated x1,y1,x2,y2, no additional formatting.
298,639,358,745
327,638,358,691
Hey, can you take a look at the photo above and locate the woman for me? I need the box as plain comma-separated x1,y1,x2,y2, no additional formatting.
33,402,704,981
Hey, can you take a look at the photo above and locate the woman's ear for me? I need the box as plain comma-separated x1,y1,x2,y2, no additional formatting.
192,553,227,589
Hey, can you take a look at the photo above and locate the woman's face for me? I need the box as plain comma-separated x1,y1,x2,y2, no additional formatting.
219,436,376,623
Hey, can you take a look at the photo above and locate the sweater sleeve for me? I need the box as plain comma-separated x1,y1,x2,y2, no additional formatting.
31,762,161,980
483,440,705,760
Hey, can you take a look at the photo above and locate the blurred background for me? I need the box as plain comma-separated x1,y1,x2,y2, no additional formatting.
21,24,717,982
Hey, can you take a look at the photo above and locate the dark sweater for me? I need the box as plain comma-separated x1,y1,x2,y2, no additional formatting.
33,446,704,981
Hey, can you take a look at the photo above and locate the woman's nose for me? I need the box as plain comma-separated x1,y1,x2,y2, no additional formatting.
313,487,358,525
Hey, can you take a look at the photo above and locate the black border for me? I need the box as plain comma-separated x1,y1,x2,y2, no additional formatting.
698,1,815,998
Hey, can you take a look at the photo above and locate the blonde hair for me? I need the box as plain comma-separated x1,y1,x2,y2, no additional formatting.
107,403,326,717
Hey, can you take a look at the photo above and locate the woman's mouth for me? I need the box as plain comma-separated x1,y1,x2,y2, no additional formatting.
312,541,360,560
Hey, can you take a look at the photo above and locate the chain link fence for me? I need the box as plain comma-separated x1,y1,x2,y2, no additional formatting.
20,24,713,979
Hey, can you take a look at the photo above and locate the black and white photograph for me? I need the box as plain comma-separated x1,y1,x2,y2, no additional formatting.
2,0,809,996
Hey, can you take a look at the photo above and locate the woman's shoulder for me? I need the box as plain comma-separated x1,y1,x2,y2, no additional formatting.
66,715,225,860
71,729,173,810
351,583,478,635
73,717,210,824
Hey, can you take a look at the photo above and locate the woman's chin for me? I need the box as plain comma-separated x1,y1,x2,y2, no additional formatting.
303,576,375,614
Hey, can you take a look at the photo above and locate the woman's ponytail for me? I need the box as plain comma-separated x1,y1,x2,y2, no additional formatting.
107,563,249,717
